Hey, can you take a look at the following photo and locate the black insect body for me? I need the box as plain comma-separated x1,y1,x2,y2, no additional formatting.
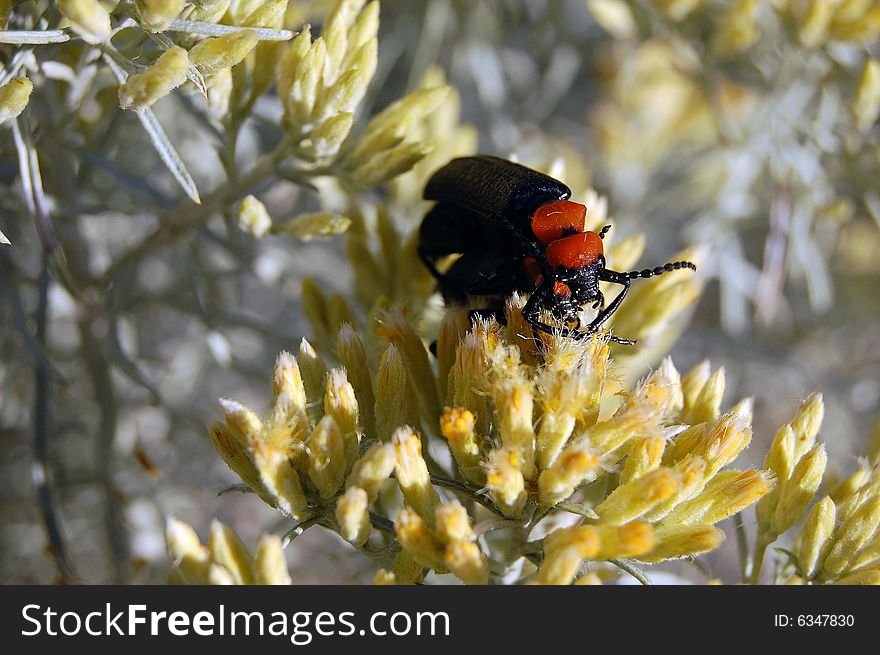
418,155,697,344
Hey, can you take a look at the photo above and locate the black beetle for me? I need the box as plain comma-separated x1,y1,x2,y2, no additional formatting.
418,155,696,344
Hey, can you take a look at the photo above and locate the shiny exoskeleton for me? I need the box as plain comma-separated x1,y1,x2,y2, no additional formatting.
418,155,696,344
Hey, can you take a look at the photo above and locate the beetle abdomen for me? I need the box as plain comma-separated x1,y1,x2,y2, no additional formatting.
424,155,571,219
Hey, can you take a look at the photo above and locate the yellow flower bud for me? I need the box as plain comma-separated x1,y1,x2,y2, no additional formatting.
662,422,708,465
712,0,760,58
664,469,774,527
596,468,680,526
316,41,376,119
544,525,601,558
640,524,724,562
395,506,445,571
829,465,872,505
352,140,434,187
59,0,112,44
794,496,836,579
575,572,603,585
237,194,272,238
533,546,583,585
374,344,418,440
772,443,827,535
346,1,380,55
833,568,880,585
797,0,834,48
310,112,354,158
218,397,263,441
254,533,292,584
436,306,470,397
345,86,449,169
373,569,397,585
166,518,211,583
829,5,880,43
188,0,231,24
444,541,489,584
377,310,441,425
681,360,711,417
251,437,309,518
207,420,267,499
393,427,438,521
190,31,260,75
643,454,707,522
653,0,706,22
335,326,373,426
346,441,395,501
136,0,186,31
594,522,655,560
287,36,325,124
208,520,255,585
697,401,753,479
822,493,880,579
537,446,601,507
852,58,880,133
494,380,536,479
682,366,725,425
0,77,33,124
587,0,636,39
275,212,351,241
270,350,308,428
307,415,346,499
206,67,233,119
448,333,491,435
440,407,483,484
619,436,666,485
435,499,475,545
243,0,287,29
336,486,371,546
585,362,678,458
790,392,824,461
278,26,312,102
324,368,360,469
484,446,528,518
764,424,797,482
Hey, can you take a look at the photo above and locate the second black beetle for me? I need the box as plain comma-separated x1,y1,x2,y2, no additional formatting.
418,155,696,344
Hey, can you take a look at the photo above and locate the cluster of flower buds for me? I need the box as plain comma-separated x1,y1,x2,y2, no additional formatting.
392,497,490,585
278,0,378,156
166,518,291,584
434,309,777,578
755,394,827,547
793,462,880,584
208,349,383,519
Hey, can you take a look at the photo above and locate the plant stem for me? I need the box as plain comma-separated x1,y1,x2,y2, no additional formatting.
734,513,751,583
32,257,77,582
750,532,772,585
556,501,598,520
100,145,289,285
610,558,652,586
429,473,499,513
281,515,323,547
79,314,131,582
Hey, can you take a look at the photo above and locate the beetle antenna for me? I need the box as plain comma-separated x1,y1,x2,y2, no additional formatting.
597,225,612,239
621,260,697,279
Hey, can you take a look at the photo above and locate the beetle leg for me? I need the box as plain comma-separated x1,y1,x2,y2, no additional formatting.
523,281,586,341
418,247,469,303
583,271,631,334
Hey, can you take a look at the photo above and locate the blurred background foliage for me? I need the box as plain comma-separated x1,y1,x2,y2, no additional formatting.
1,0,878,583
